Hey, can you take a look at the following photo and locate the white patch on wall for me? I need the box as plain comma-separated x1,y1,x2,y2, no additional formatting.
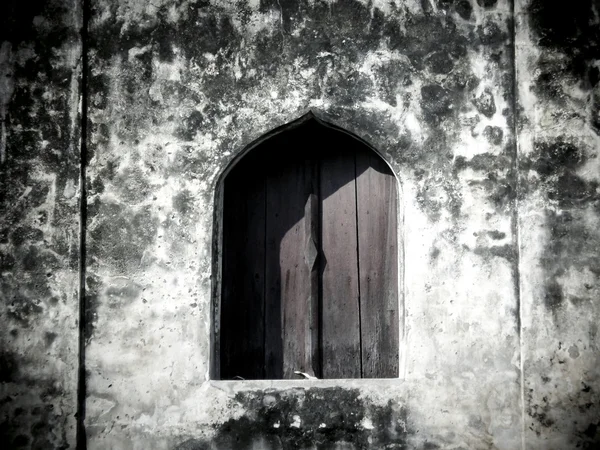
361,417,375,430
404,113,424,144
290,415,302,428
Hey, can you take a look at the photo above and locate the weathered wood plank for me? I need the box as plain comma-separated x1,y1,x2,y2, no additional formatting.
356,150,399,378
220,157,266,379
320,145,362,379
265,136,316,379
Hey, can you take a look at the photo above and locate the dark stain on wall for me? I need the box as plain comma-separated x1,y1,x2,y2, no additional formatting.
86,0,514,233
526,391,555,432
528,0,600,134
1,0,78,52
0,388,71,449
0,351,18,383
454,151,516,216
84,273,101,341
527,369,600,447
89,1,241,63
474,243,516,262
177,111,206,142
476,18,508,47
88,203,159,273
523,137,599,312
532,140,583,175
1,0,79,320
175,387,410,450
542,208,599,311
105,282,142,308
483,125,504,146
386,13,469,71
173,190,195,216
472,88,496,118
1,0,80,446
421,85,454,123
487,230,506,240
454,0,473,20
476,0,498,7
528,0,599,73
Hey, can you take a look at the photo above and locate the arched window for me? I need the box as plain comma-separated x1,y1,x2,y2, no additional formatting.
218,116,399,380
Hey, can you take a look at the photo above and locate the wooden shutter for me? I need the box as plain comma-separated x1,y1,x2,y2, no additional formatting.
320,143,362,378
220,120,398,379
264,133,319,379
220,151,266,380
356,150,399,378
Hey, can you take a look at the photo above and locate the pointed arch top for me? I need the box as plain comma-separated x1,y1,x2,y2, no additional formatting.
219,110,399,187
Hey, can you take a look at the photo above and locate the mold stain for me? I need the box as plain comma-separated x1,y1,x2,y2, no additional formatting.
527,378,600,447
524,137,600,312
527,0,600,131
88,203,159,273
528,0,600,68
87,0,507,227
0,351,18,383
483,126,503,146
472,88,496,118
175,388,410,450
454,152,516,215
454,1,473,20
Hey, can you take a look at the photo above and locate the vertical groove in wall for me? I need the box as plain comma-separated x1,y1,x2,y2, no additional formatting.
509,1,525,449
262,172,267,379
353,150,363,378
77,0,89,446
398,173,406,381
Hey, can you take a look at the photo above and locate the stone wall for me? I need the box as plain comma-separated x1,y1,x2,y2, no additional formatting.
0,0,598,449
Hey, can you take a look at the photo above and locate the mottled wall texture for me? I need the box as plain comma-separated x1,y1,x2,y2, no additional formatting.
0,0,598,449
1,0,82,448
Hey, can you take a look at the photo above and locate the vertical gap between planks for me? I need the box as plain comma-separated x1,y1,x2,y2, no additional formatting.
77,0,89,446
307,155,319,378
353,149,363,378
317,158,324,379
314,156,322,379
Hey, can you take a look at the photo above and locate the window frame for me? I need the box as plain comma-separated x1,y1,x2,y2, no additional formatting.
210,111,405,381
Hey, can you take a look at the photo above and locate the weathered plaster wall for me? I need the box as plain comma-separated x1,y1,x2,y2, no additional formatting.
516,0,600,448
0,0,82,448
85,0,520,448
0,0,599,449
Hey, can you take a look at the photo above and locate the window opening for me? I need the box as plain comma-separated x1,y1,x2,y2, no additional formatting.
219,117,399,380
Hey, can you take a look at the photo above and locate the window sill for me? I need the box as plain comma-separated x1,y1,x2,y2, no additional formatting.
207,377,403,392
